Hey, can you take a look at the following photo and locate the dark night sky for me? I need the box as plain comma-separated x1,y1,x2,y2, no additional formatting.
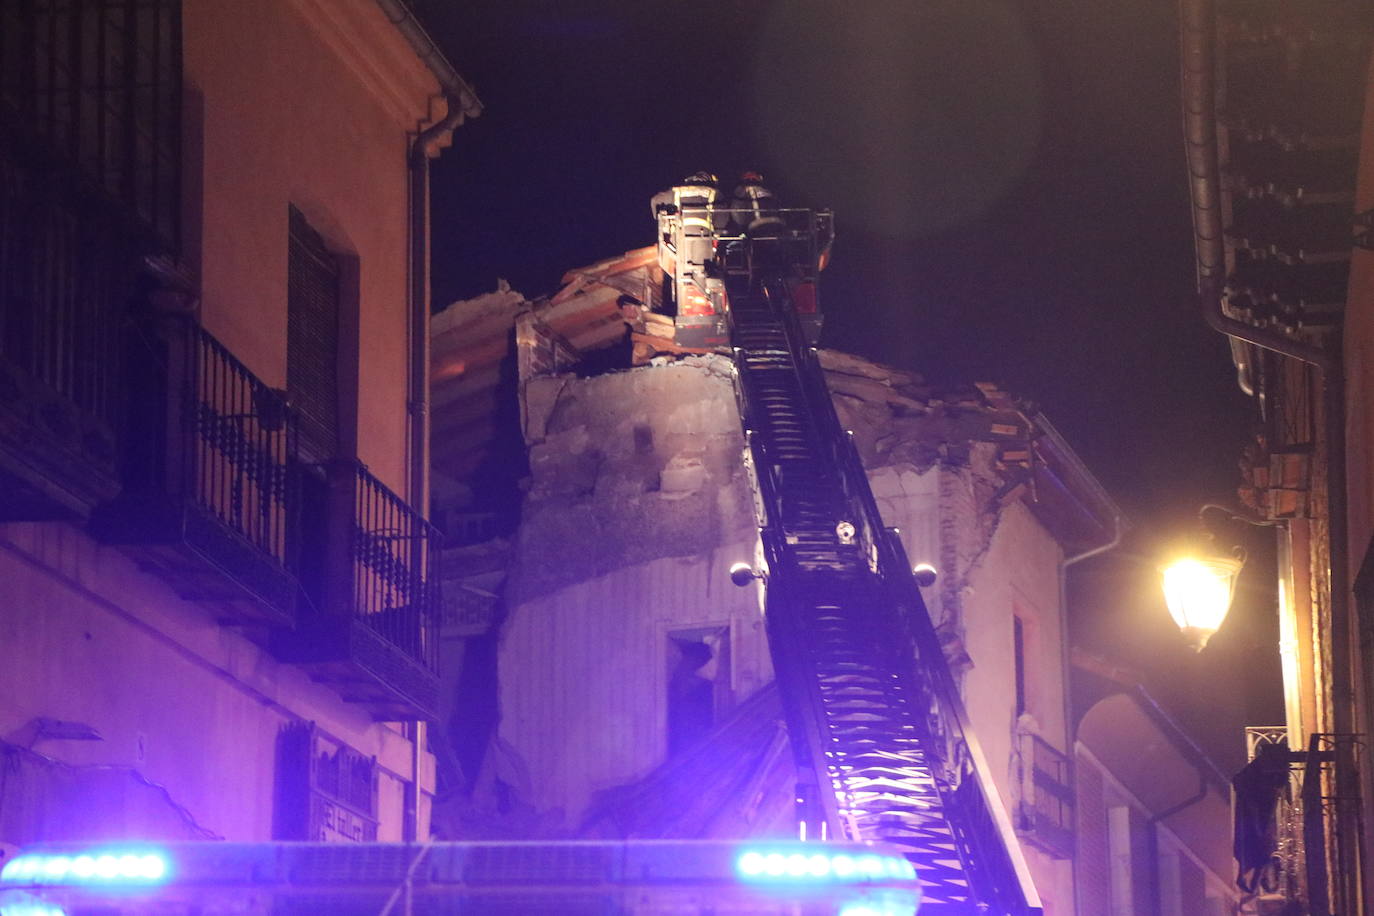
416,0,1284,769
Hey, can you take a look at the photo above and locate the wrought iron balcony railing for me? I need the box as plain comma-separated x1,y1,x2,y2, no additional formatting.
1016,732,1075,860
277,460,441,721
91,314,298,625
0,122,145,520
0,0,181,521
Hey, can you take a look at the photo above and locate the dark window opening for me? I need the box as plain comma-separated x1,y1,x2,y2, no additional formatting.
1014,615,1027,718
667,627,730,757
287,206,340,464
0,0,182,251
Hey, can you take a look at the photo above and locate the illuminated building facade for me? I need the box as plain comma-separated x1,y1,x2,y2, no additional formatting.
430,252,1238,913
1181,0,1373,911
0,0,477,847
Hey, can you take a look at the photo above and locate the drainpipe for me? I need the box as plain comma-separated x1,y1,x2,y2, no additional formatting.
1179,0,1359,907
396,100,465,844
1061,517,1123,916
1040,408,1126,916
373,0,483,847
408,103,463,517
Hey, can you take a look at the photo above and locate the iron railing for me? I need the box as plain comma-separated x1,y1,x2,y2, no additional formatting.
1239,727,1308,909
176,318,295,573
347,462,440,675
96,314,297,618
1017,732,1075,859
0,125,145,518
0,146,135,434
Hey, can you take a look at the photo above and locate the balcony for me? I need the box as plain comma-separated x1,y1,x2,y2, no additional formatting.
1016,732,1075,860
0,0,180,522
90,315,298,626
276,461,441,721
0,132,142,521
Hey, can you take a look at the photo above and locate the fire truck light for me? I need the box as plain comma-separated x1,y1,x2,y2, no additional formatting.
1,850,168,886
734,847,916,884
0,903,69,916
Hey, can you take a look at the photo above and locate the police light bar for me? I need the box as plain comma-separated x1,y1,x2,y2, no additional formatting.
0,840,921,915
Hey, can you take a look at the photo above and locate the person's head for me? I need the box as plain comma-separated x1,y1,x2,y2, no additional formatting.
738,170,765,185
684,170,718,186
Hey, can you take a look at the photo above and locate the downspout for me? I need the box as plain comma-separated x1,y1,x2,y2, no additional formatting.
396,99,465,845
1061,509,1123,916
1039,408,1126,916
376,0,483,849
1055,530,1121,916
1179,0,1359,907
408,103,463,519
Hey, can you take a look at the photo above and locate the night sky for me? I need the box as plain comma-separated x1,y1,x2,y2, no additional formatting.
416,0,1283,770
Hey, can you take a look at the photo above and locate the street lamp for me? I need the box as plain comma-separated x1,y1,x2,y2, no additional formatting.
1160,554,1244,651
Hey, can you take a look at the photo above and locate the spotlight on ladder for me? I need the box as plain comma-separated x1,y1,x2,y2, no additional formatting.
912,563,938,588
730,562,759,587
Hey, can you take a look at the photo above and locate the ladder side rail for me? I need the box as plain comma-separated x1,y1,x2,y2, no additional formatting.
763,278,1043,914
730,349,852,841
878,528,1045,914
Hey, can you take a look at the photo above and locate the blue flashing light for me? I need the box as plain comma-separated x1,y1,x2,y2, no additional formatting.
0,849,169,887
0,903,70,916
838,903,917,916
738,852,765,876
734,846,917,885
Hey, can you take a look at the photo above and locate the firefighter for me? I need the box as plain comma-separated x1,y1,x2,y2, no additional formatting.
673,172,719,286
730,170,785,237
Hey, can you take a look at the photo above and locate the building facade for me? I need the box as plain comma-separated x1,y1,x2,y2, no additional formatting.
0,0,477,849
1072,655,1238,916
428,249,1242,913
1181,0,1373,911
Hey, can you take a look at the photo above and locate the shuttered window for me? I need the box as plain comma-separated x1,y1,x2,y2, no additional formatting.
287,206,339,462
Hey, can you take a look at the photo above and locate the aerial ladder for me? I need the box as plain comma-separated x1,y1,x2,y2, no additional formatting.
658,197,1043,914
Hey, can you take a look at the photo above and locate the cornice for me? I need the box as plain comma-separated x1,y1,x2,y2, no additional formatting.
287,0,444,133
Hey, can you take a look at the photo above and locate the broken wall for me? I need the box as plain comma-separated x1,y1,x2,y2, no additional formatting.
491,339,1096,916
498,356,770,827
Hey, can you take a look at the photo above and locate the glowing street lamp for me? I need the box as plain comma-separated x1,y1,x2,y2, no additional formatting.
1161,555,1243,651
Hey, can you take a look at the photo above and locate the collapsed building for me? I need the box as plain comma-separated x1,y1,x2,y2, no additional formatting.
428,244,1236,912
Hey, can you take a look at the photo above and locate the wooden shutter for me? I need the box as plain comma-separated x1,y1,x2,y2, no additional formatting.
287,206,339,462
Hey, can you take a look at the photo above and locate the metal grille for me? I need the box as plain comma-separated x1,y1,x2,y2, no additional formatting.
287,206,340,463
0,0,181,250
350,463,440,675
179,319,295,573
0,142,135,441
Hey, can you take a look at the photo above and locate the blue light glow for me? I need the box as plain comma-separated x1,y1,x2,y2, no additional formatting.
0,849,169,887
838,903,918,916
738,852,765,876
0,903,69,916
734,847,917,885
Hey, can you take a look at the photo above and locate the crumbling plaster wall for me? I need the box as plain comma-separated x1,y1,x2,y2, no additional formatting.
498,356,771,826
824,350,1073,910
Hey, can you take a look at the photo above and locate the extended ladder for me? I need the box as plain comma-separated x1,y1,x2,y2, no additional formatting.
727,261,1042,914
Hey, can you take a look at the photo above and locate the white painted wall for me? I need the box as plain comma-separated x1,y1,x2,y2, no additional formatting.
0,522,431,842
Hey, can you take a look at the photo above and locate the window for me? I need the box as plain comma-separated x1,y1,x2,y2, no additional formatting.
1013,615,1027,718
0,0,182,248
287,206,340,463
666,627,731,756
